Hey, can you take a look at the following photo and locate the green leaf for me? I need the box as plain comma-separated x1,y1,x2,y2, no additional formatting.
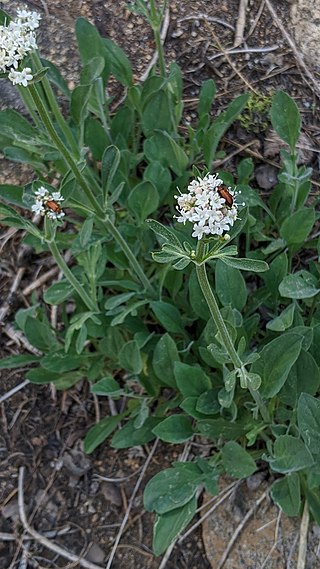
0,354,40,369
103,37,133,86
188,269,210,319
144,162,172,202
84,414,124,454
279,271,320,299
198,79,216,118
304,486,320,525
215,260,247,311
196,390,221,415
128,181,159,224
144,464,203,514
70,84,92,125
221,441,257,478
204,93,249,167
24,317,59,352
41,58,70,97
153,496,197,556
180,396,214,419
91,376,123,396
146,219,182,248
152,333,180,388
118,340,143,374
43,281,73,304
267,303,295,332
41,351,85,373
0,184,24,207
197,418,250,440
150,301,184,334
144,131,188,175
101,145,121,197
279,351,320,407
174,362,211,397
267,435,314,473
84,117,110,160
152,415,194,443
271,91,301,152
221,257,269,273
280,208,315,246
80,56,105,84
0,109,41,145
271,473,301,516
251,333,303,398
262,252,288,301
111,417,161,448
75,18,109,80
142,89,172,136
298,393,320,455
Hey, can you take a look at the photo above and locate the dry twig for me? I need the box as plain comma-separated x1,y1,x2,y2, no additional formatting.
105,438,159,569
234,0,248,47
297,501,309,569
217,489,269,569
18,467,103,569
264,0,320,99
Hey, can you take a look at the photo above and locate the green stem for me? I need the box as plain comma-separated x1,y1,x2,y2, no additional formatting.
196,242,242,368
248,386,270,423
195,240,270,423
47,239,97,312
17,85,43,130
290,151,299,214
28,84,105,218
149,0,166,76
104,217,155,297
31,52,80,157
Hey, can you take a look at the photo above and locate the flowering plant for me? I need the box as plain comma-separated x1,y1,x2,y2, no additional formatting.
0,2,319,559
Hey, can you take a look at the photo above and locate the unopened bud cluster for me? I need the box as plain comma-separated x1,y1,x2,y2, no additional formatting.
0,8,40,86
175,174,241,240
31,187,65,221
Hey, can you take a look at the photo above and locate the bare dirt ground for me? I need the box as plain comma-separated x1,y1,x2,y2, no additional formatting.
1,1,320,568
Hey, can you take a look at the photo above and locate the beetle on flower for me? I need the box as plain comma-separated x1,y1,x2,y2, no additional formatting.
174,173,243,240
31,186,65,221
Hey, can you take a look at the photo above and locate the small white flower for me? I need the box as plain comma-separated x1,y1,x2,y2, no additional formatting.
31,200,45,215
175,173,242,240
32,187,65,221
8,66,33,86
51,191,64,203
0,9,39,77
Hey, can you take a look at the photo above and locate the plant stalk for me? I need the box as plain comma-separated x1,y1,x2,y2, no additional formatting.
31,52,80,157
196,241,242,368
47,239,98,312
149,0,166,76
28,83,105,218
195,240,270,423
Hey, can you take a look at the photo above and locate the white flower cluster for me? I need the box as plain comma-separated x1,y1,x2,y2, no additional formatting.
175,174,240,240
0,7,40,86
31,186,65,221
